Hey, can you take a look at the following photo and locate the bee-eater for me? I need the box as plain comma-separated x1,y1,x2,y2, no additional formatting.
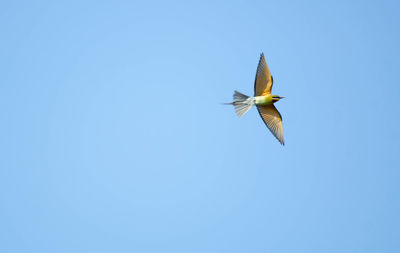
227,53,285,145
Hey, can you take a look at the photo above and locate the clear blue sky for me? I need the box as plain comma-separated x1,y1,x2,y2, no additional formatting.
1,0,400,252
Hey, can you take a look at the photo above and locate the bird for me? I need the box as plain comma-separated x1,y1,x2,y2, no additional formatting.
226,53,285,145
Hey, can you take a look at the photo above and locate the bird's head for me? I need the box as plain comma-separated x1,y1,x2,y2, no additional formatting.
272,95,285,103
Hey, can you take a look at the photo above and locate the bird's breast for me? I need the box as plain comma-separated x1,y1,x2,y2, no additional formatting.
254,95,273,105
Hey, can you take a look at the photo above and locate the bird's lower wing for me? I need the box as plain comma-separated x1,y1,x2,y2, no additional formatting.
257,104,284,145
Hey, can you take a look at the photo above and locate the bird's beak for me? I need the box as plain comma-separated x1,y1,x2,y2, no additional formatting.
280,96,285,99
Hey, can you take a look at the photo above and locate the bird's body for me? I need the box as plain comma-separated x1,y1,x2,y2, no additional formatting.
226,53,285,145
254,95,273,105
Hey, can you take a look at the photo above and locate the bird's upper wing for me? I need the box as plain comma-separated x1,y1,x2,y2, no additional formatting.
257,104,284,145
254,53,273,96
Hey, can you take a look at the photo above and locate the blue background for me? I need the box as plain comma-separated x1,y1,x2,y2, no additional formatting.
1,0,400,252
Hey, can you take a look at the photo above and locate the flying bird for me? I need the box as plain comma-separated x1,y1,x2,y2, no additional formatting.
226,53,285,145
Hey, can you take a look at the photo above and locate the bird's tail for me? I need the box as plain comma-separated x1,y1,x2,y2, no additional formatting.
224,90,255,117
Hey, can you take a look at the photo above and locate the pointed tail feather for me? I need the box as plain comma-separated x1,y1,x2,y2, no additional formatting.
226,91,255,117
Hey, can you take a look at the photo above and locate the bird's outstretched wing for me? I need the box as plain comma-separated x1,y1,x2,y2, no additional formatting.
257,104,284,145
254,53,273,96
